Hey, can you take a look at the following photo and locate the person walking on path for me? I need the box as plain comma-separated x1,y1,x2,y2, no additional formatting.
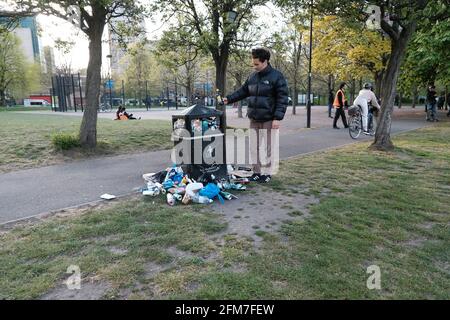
333,82,349,129
223,48,289,183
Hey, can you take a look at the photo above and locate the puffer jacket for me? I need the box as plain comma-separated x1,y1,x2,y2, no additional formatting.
226,64,289,122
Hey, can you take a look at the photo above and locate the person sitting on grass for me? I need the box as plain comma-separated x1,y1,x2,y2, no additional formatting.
122,107,140,120
115,105,140,120
115,106,125,120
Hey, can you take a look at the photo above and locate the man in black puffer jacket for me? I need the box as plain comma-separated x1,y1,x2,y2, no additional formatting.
224,48,289,183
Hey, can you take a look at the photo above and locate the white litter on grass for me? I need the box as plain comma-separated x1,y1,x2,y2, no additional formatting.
100,193,116,200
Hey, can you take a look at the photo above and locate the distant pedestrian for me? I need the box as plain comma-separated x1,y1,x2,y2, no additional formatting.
328,89,334,118
332,82,349,129
426,85,438,122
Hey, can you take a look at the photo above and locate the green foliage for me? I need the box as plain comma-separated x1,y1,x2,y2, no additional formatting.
311,16,390,83
0,32,28,105
151,0,268,92
115,41,160,101
51,132,80,150
400,14,450,92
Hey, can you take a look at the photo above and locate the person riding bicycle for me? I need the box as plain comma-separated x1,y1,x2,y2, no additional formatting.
353,83,381,135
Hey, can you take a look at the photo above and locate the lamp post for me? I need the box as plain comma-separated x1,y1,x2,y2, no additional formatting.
226,10,238,25
306,0,313,128
218,9,238,118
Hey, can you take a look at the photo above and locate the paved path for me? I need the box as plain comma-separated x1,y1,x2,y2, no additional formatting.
0,107,439,224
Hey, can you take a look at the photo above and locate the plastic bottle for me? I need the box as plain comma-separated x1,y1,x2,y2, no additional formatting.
192,195,213,204
173,194,182,201
166,193,176,206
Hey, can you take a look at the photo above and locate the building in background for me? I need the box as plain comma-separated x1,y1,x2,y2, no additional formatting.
108,12,146,78
12,16,45,65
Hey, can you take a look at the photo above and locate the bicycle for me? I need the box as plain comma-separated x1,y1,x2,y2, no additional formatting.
99,103,112,112
348,104,377,139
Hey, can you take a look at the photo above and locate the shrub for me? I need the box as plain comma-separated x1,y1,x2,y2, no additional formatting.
51,132,80,150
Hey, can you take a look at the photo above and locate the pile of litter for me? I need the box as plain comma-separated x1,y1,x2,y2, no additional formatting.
141,165,252,206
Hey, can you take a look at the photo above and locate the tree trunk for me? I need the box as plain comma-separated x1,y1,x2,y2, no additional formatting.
214,52,229,130
370,24,416,151
293,77,298,115
350,79,356,103
235,74,243,118
445,85,448,111
412,85,418,108
215,56,228,111
186,82,192,107
0,89,5,106
374,71,383,98
79,21,105,148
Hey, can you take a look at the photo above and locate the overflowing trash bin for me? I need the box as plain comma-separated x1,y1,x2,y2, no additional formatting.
171,104,228,180
140,103,254,207
141,164,249,206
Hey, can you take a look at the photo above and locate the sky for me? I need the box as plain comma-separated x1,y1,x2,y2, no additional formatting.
36,2,284,71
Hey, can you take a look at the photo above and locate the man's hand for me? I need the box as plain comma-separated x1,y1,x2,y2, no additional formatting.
223,98,228,105
272,120,280,129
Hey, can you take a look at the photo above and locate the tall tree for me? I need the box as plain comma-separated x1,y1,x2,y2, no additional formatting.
227,49,252,118
123,41,151,107
0,32,27,106
11,1,144,147
311,16,390,97
399,14,450,98
155,23,203,107
268,25,304,115
151,0,267,118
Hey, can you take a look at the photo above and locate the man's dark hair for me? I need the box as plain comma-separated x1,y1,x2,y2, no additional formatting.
339,82,346,89
252,48,270,62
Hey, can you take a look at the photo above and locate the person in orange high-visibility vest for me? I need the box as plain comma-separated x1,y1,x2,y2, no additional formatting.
333,82,349,129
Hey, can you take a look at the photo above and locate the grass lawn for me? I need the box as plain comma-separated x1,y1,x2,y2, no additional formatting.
0,106,52,112
0,112,172,173
0,123,448,299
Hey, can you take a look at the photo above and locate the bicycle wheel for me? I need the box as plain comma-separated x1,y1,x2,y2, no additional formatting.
349,114,362,139
100,103,111,112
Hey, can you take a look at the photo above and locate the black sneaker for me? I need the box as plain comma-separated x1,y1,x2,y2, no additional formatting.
259,175,272,183
333,126,340,129
249,173,261,182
